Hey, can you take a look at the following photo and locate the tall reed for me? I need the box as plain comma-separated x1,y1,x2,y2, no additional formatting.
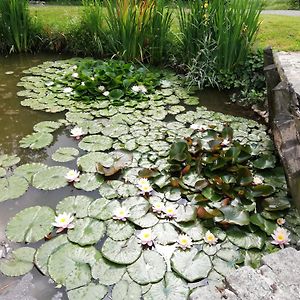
0,0,35,52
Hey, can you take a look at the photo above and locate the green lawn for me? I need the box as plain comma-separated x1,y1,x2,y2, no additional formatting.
29,5,300,51
263,0,292,9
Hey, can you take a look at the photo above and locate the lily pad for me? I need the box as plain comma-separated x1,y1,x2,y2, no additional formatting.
106,220,134,241
67,283,108,300
14,163,48,182
112,280,142,300
123,197,150,220
144,272,189,300
0,247,36,277
218,206,250,226
88,198,120,220
252,155,276,169
6,206,55,243
33,121,61,133
101,123,129,138
79,135,113,152
152,223,178,245
19,132,53,149
127,251,166,284
101,236,142,265
171,248,212,282
77,152,114,173
56,195,94,218
52,147,79,162
74,173,104,191
35,235,69,275
0,175,29,202
32,166,70,190
92,255,126,285
131,213,159,228
68,217,106,246
0,154,20,168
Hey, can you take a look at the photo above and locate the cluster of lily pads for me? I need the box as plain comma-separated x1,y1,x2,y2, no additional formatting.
0,58,297,300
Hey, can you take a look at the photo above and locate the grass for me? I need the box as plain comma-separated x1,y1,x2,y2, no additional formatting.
29,5,300,52
263,0,291,9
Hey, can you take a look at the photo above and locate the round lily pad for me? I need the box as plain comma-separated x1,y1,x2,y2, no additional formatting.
112,280,142,300
74,173,104,191
101,237,142,265
101,123,129,138
88,198,120,221
91,255,126,285
52,147,79,162
0,175,29,202
19,132,53,149
127,251,166,284
144,272,189,300
152,223,179,245
0,154,20,168
14,163,48,182
77,152,114,173
171,248,212,282
123,197,150,220
131,213,159,228
33,121,61,133
67,283,108,300
0,247,36,277
56,195,94,218
106,220,134,241
78,135,113,152
32,166,70,190
67,217,106,246
6,206,55,243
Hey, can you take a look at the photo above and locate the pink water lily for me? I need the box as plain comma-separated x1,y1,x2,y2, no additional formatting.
70,127,84,140
271,227,290,249
177,234,192,250
138,229,155,246
204,230,218,245
137,178,153,195
277,218,286,226
65,170,80,183
164,204,177,219
152,201,165,214
52,212,74,233
113,207,130,221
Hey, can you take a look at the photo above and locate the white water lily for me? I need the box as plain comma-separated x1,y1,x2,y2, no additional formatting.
271,227,290,249
131,85,147,94
131,85,140,93
113,207,130,221
138,229,155,246
65,170,80,183
71,72,79,78
98,85,105,92
103,91,110,97
52,212,74,233
160,79,172,87
139,85,147,94
70,127,84,140
221,138,231,146
204,230,218,245
253,175,264,185
137,178,153,195
277,218,286,226
164,204,177,218
81,82,85,86
177,234,192,250
71,65,77,70
190,124,208,131
90,77,95,81
63,87,73,93
152,201,165,213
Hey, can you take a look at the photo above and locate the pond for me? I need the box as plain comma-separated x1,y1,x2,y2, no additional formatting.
0,54,292,300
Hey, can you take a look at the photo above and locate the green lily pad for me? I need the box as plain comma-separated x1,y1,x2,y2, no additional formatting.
35,235,69,275
101,123,129,138
176,205,197,223
112,280,142,300
6,206,55,243
67,283,108,300
0,154,20,168
226,227,266,250
48,242,98,290
123,197,150,220
32,166,70,190
152,223,178,245
88,198,120,220
91,255,126,285
249,214,277,235
74,173,104,191
262,196,291,211
101,237,142,265
0,175,29,202
131,213,159,228
212,257,236,277
218,206,250,226
144,272,189,300
171,248,212,282
0,167,6,177
0,247,36,277
106,220,134,241
252,155,276,169
78,135,113,152
56,195,94,218
33,121,61,133
127,251,166,284
176,220,205,241
67,217,106,246
19,132,53,149
52,147,79,162
77,152,114,173
14,163,48,182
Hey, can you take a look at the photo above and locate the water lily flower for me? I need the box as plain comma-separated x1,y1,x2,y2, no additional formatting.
164,204,177,218
103,91,110,97
113,207,130,221
190,124,208,131
177,234,192,250
65,170,80,183
277,218,286,226
137,178,153,195
204,230,218,245
63,87,73,94
139,85,147,94
81,82,85,86
138,229,155,246
221,138,231,146
131,85,147,94
70,127,84,140
152,201,165,214
253,175,264,185
160,79,172,87
90,77,95,81
71,65,77,70
271,227,290,249
52,212,74,233
72,73,79,78
98,85,105,92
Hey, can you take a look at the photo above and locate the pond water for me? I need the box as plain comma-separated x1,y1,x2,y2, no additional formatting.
0,53,266,299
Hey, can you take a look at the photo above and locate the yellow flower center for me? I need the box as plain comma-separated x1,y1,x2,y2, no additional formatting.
143,233,150,239
207,234,214,241
277,234,284,241
60,218,66,223
167,209,174,213
119,210,125,216
181,239,187,245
